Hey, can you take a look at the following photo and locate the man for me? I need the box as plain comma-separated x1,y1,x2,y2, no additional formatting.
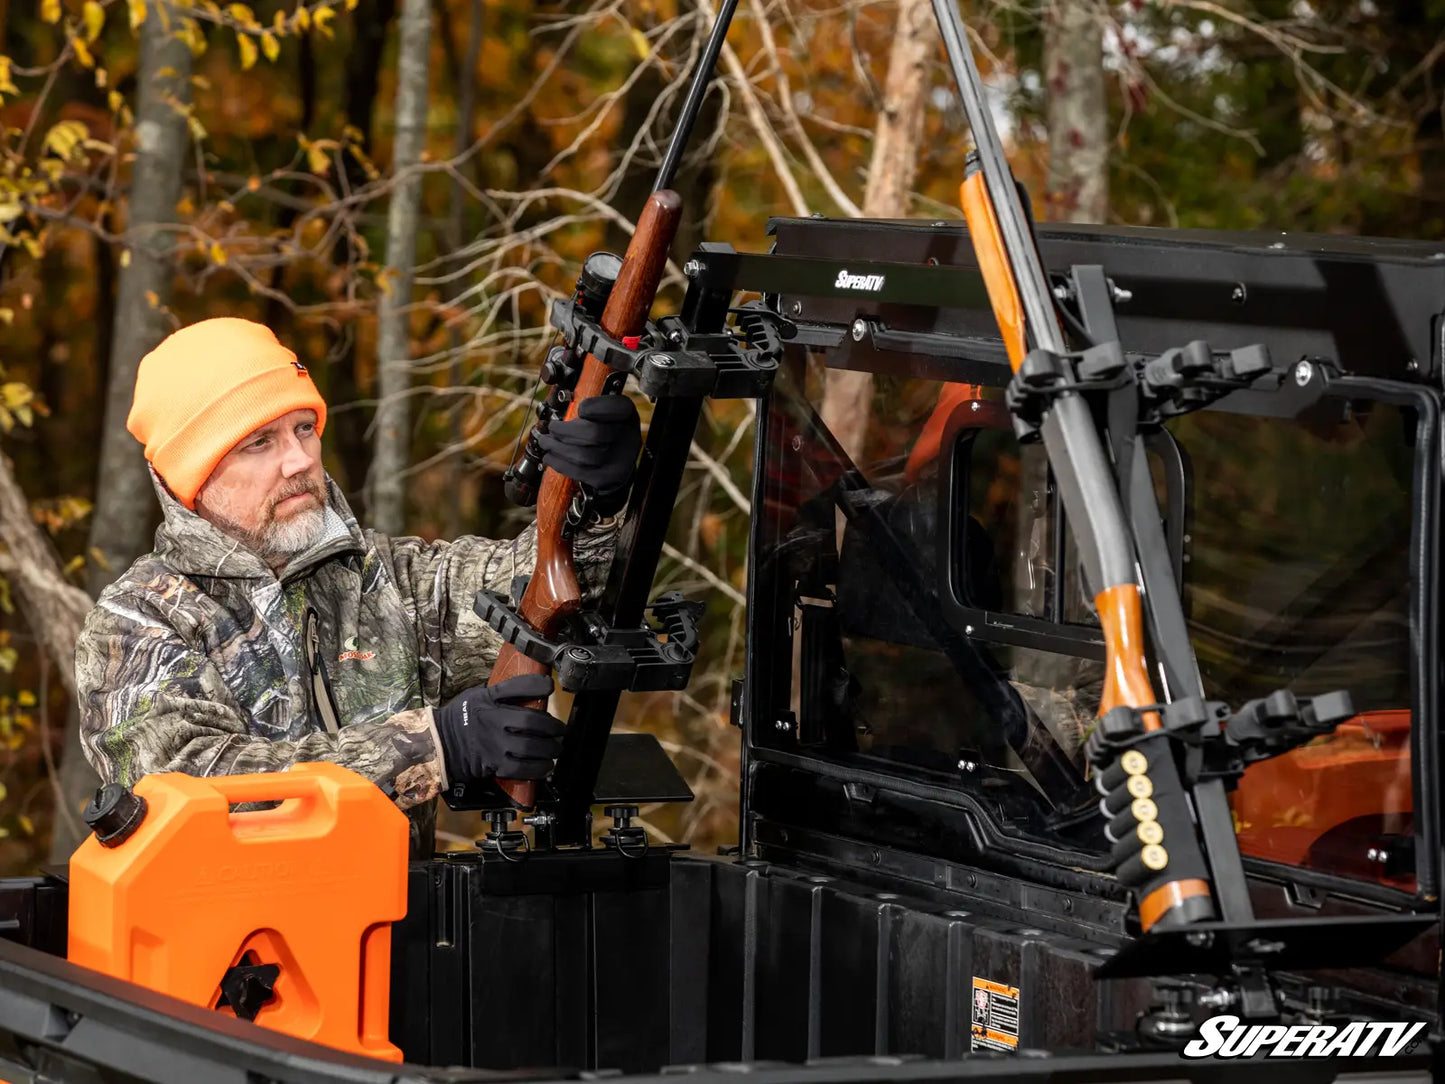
74,317,640,854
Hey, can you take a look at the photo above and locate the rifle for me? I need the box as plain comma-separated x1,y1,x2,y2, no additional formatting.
487,1,740,810
930,0,1217,931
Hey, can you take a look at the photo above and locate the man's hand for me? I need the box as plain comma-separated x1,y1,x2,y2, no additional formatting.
535,395,642,516
432,673,564,783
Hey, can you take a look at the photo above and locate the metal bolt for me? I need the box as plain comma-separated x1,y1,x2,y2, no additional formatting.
789,300,803,316
1110,282,1133,303
1407,357,1421,372
1294,360,1314,386
970,401,981,412
1053,284,1070,301
652,353,675,368
851,318,867,342
957,759,976,773
683,259,701,278
1367,847,1381,862
775,718,792,732
522,812,554,828
668,328,685,344
1185,930,1214,948
568,646,594,662
791,434,803,451
1231,283,1247,304
964,624,974,635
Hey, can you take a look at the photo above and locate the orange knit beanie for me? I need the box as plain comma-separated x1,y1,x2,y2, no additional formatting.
127,318,327,509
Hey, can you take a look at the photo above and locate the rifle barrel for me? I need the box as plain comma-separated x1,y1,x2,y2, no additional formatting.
654,0,740,194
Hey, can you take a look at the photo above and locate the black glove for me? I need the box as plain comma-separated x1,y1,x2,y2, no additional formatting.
432,673,564,783
534,394,641,516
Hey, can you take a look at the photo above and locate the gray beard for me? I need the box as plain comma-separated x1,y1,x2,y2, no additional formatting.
257,506,326,563
197,489,327,568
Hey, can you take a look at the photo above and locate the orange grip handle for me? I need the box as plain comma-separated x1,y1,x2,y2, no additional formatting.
1095,584,1161,728
961,171,1027,370
208,769,338,808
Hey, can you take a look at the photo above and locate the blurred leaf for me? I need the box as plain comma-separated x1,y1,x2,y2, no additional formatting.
228,2,257,26
18,815,33,837
71,36,96,70
43,119,88,161
16,691,34,709
82,0,105,42
119,248,131,267
293,3,310,31
261,30,279,62
0,57,18,97
0,782,8,803
312,5,334,37
209,240,227,264
128,0,146,28
41,0,61,24
237,32,257,70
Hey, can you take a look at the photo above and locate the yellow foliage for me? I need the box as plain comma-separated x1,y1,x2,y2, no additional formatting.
237,31,258,70
0,57,18,97
228,1,258,26
209,240,227,264
312,5,335,37
293,3,310,30
43,119,88,161
41,0,61,24
128,0,147,28
70,36,96,69
630,27,650,60
261,31,280,62
82,0,105,42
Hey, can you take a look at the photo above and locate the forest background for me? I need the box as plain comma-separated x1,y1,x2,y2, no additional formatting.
0,0,1440,872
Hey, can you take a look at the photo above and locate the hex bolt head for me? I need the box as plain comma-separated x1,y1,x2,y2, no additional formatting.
683,259,701,278
1294,361,1314,386
851,319,867,342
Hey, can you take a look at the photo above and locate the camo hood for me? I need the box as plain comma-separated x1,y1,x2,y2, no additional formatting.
75,468,616,855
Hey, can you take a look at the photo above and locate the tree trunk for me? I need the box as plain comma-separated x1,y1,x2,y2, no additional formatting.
1044,0,1108,223
368,0,431,536
325,0,398,507
819,0,933,463
442,0,483,540
0,456,92,699
54,3,193,860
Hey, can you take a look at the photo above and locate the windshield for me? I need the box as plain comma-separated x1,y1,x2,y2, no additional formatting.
753,350,1419,889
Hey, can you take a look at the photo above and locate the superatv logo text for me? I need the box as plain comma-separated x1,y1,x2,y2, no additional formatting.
834,269,885,292
1182,1015,1426,1059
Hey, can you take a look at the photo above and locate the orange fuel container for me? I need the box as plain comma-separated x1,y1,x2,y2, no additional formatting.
67,762,409,1062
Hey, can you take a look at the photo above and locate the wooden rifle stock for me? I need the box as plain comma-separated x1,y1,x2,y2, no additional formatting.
490,190,684,808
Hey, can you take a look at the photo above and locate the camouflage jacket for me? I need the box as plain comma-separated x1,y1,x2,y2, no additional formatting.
74,471,616,855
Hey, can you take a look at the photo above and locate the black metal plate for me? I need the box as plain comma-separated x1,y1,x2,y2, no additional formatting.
594,732,694,805
1095,914,1436,978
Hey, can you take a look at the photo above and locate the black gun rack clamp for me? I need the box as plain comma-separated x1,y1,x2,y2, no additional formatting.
468,270,787,860
1026,264,1436,991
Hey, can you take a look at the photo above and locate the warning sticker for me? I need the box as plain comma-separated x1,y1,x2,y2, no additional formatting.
970,976,1020,1053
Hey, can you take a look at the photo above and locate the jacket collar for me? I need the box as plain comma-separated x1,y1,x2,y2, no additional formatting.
150,468,367,583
